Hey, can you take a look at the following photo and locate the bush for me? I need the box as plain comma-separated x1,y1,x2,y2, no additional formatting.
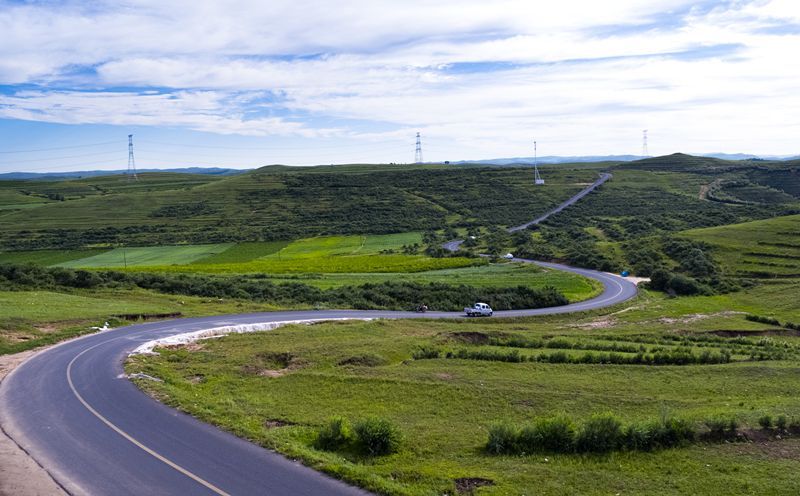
353,417,402,456
758,414,773,430
412,347,441,359
518,416,575,454
704,416,738,441
776,415,788,431
575,414,624,453
486,423,519,455
745,314,781,326
314,417,352,451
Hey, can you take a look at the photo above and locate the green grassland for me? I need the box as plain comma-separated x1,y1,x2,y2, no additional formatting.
681,215,800,278
56,243,234,268
0,288,290,355
253,263,601,301
127,281,800,495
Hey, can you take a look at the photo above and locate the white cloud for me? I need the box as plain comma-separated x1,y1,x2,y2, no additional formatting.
0,0,799,161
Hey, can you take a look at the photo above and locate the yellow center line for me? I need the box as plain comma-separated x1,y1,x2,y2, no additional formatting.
66,338,231,496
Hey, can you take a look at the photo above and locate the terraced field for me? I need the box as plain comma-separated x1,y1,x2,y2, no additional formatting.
681,214,800,278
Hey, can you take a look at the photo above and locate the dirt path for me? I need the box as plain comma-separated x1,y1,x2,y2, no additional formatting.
0,350,67,496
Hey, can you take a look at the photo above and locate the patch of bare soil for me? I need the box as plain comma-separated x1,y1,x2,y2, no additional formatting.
434,372,454,380
264,419,296,429
454,477,494,494
0,350,67,496
572,317,616,329
187,374,205,384
241,352,306,378
658,311,745,325
164,342,206,352
725,432,800,460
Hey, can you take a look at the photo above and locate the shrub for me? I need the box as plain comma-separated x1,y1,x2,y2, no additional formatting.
486,423,519,455
412,347,441,359
314,417,352,451
758,414,773,430
650,417,696,448
518,416,575,454
353,417,402,456
746,314,781,326
704,416,738,441
575,414,624,453
775,415,788,431
623,423,656,451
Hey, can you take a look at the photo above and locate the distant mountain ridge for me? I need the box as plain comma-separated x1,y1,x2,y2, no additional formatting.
454,153,799,166
0,167,246,180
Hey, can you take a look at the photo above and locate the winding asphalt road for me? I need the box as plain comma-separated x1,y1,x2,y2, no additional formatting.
0,262,636,496
0,172,635,495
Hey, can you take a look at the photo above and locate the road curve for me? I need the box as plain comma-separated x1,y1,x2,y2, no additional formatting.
0,261,636,496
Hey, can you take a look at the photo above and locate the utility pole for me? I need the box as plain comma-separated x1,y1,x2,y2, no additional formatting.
533,140,544,185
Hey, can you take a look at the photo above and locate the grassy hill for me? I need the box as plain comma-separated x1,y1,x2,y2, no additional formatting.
681,214,800,278
0,164,598,249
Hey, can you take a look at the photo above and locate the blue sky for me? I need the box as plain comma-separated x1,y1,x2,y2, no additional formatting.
0,0,799,172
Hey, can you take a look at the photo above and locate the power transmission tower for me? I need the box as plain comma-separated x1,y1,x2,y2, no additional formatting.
642,129,649,157
533,140,544,185
414,132,423,163
127,134,138,180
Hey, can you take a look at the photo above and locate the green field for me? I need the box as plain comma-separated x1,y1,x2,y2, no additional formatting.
127,281,800,495
681,214,800,278
189,241,290,264
0,248,109,266
0,288,290,355
250,263,601,301
56,243,234,268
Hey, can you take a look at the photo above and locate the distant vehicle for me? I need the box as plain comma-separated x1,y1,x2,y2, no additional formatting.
464,302,493,317
503,253,514,259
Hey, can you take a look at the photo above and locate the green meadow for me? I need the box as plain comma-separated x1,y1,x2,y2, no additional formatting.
128,281,800,496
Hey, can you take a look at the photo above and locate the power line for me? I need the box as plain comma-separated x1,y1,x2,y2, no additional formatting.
137,138,410,151
0,141,120,154
0,150,120,165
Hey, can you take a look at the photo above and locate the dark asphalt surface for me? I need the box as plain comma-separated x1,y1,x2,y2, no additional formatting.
0,260,637,496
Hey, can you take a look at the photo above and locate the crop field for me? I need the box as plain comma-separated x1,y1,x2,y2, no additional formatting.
145,254,484,274
128,281,800,495
188,241,290,264
56,243,234,268
681,214,800,278
0,248,109,266
248,263,601,301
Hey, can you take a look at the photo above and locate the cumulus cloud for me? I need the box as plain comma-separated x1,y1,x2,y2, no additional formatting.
0,0,798,160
